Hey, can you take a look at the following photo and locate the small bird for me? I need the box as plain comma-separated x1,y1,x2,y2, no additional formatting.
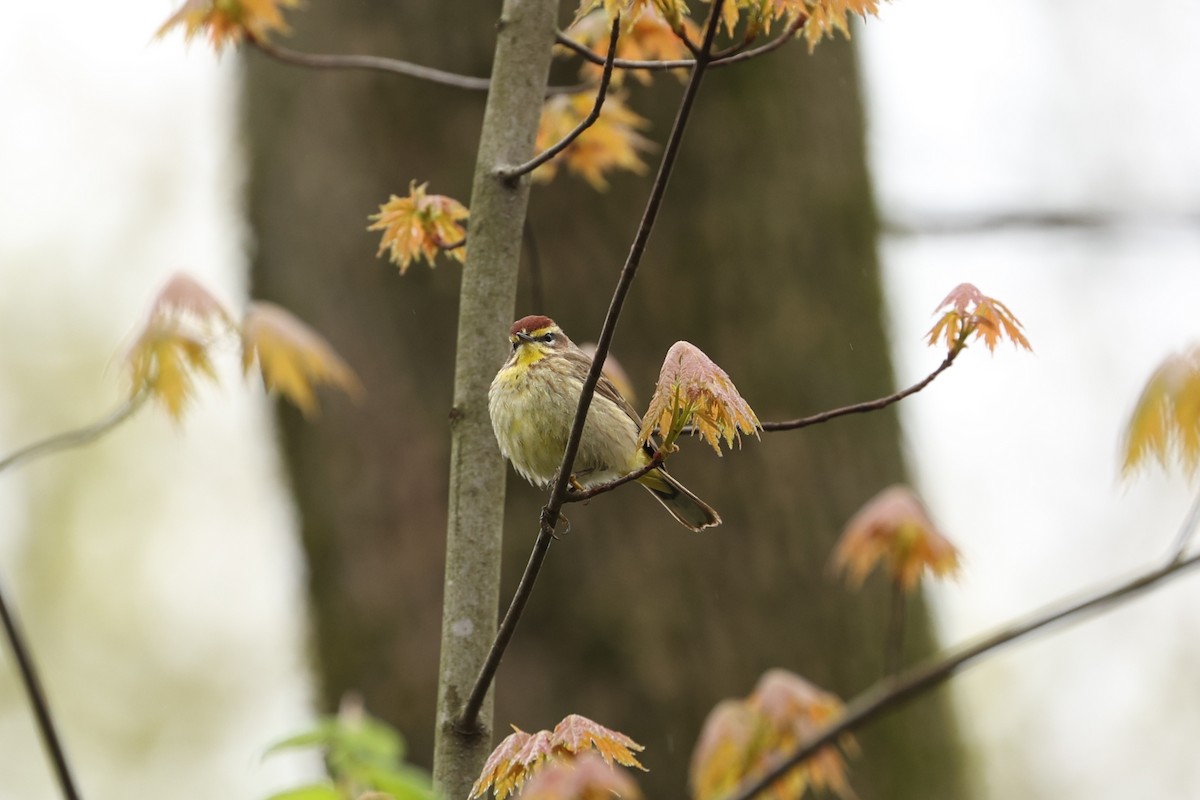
488,315,721,531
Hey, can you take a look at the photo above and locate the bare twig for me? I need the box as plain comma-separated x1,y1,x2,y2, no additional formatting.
0,393,148,797
497,19,620,183
248,36,590,96
725,548,1200,800
455,0,728,732
1,580,82,800
555,30,693,71
563,452,665,503
0,394,145,475
719,348,959,436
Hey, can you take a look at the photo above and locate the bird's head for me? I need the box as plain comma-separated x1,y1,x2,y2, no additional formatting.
508,315,570,365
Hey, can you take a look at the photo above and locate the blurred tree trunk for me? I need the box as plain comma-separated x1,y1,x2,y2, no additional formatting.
245,4,971,799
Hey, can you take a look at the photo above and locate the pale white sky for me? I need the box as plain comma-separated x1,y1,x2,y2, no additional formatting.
1,1,1199,799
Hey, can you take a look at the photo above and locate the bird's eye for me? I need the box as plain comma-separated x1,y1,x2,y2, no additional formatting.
541,332,555,343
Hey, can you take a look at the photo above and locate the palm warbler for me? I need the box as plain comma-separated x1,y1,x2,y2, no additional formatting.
488,315,721,531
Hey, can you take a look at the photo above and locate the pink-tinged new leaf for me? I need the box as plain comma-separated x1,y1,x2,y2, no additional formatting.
640,341,760,454
690,670,857,800
240,302,362,418
1121,345,1200,480
474,716,647,800
472,728,532,800
520,753,643,800
368,181,469,273
926,282,1032,354
552,714,646,770
832,485,961,591
689,700,769,800
157,0,300,52
124,272,233,419
748,670,857,798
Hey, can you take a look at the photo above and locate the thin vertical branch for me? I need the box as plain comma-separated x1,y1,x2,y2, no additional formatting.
0,581,81,800
455,0,727,733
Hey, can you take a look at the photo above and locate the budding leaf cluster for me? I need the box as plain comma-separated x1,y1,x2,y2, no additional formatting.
125,272,359,420
691,669,856,800
157,0,299,52
472,714,646,800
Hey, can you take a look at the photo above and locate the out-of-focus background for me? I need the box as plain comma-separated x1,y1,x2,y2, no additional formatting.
1,1,1198,798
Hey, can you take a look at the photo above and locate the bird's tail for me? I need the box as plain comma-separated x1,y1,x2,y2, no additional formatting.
637,467,721,531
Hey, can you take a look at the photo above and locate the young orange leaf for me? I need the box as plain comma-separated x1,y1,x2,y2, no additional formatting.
748,670,856,798
240,302,361,418
126,326,217,420
831,485,961,591
552,714,646,770
157,0,300,52
639,341,760,454
520,753,643,800
533,94,653,189
367,181,469,274
574,0,691,29
689,700,769,800
1121,345,1200,479
472,728,534,800
926,282,1032,354
124,272,233,419
690,670,857,800
473,716,646,800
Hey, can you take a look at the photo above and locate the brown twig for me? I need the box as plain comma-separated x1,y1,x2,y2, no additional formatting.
725,547,1200,800
0,581,81,800
563,452,665,503
248,36,589,96
455,0,727,733
753,348,960,434
497,19,621,183
0,397,143,800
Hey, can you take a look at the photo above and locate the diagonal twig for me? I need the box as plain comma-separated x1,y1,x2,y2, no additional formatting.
454,0,728,734
0,581,82,800
497,19,621,183
0,394,145,475
563,452,664,503
754,348,960,434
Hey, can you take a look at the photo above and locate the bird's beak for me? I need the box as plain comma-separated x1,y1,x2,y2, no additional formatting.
514,331,535,344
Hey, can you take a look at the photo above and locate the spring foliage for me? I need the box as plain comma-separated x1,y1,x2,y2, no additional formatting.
125,272,359,420
1122,344,1200,480
472,715,646,800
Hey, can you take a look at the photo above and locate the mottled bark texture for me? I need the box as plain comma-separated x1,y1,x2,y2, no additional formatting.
245,4,971,798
